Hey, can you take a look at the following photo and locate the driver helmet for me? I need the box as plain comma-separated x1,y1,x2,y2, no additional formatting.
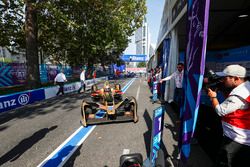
104,81,111,92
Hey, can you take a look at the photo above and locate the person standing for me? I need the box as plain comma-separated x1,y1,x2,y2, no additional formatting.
78,68,86,93
92,69,97,83
207,64,250,167
160,62,184,108
54,69,67,96
155,67,162,100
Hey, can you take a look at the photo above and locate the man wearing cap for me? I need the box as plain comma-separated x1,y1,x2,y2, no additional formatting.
207,64,250,166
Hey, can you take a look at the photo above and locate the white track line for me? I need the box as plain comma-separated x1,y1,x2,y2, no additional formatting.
136,86,140,100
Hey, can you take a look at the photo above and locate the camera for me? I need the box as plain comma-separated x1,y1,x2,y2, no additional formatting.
203,69,223,91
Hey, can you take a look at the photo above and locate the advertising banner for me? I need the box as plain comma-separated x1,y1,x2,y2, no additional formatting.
162,39,171,100
0,89,45,113
126,68,146,73
40,64,48,83
0,62,26,87
152,81,158,102
179,0,210,162
121,54,147,62
150,106,165,166
44,82,79,99
205,46,250,76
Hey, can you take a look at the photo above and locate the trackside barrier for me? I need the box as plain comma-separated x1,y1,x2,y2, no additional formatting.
0,88,45,113
0,76,108,113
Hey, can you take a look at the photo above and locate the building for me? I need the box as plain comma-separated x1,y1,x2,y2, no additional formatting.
0,46,26,63
135,17,151,63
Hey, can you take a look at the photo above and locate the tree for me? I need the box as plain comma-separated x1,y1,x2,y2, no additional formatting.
0,0,25,51
25,0,40,88
137,62,146,68
1,0,147,88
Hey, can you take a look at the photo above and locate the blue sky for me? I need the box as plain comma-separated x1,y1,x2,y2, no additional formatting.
124,0,165,54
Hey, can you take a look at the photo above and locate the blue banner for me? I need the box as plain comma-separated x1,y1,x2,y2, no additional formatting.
150,106,165,166
152,81,158,102
121,54,147,62
40,64,48,83
0,89,45,113
179,0,210,162
161,39,171,99
206,45,250,62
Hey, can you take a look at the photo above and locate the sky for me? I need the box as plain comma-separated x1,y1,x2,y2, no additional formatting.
124,0,165,54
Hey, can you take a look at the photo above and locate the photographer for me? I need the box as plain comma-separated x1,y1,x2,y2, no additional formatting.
207,64,250,167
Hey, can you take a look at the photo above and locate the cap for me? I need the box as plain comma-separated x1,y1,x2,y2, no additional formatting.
216,64,246,77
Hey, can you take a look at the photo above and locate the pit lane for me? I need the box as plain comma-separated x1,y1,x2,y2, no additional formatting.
0,77,178,167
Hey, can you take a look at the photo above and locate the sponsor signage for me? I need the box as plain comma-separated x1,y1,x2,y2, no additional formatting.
121,54,147,62
1,77,108,112
126,68,146,73
44,83,79,99
0,89,45,113
150,106,165,166
153,81,158,102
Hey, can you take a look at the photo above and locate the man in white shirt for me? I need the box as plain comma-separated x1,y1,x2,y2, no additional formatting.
160,63,184,108
207,64,250,166
78,68,86,93
54,69,67,95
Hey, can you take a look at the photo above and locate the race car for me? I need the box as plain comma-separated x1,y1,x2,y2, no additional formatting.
90,81,123,103
80,81,138,127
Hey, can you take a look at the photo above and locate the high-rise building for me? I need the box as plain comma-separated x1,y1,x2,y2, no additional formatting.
135,17,151,62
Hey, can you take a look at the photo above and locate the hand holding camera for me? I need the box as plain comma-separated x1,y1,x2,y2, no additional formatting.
207,88,217,99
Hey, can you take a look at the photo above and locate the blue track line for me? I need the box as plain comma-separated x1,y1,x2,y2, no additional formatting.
38,78,136,167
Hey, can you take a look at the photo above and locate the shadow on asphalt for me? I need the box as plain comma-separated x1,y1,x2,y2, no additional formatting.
0,125,57,166
0,92,90,126
163,102,180,160
63,144,83,167
143,109,152,158
163,102,222,166
143,109,172,164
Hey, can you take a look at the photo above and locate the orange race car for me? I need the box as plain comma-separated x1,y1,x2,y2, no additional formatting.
80,81,138,127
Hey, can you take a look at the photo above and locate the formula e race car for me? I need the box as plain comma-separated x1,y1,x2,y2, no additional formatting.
80,81,138,127
90,81,123,103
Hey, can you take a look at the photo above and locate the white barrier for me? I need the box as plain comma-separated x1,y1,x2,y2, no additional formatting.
44,76,108,99
0,76,108,113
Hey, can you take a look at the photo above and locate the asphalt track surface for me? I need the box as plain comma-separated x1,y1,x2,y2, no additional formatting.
0,77,180,167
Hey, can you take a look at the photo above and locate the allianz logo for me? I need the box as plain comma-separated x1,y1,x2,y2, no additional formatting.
0,94,30,109
130,56,144,61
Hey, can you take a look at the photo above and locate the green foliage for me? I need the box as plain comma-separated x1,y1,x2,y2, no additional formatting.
137,62,146,67
1,0,146,88
0,0,25,51
1,0,146,65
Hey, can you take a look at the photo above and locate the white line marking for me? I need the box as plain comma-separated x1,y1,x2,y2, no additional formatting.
122,149,130,155
136,86,140,100
37,126,96,167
